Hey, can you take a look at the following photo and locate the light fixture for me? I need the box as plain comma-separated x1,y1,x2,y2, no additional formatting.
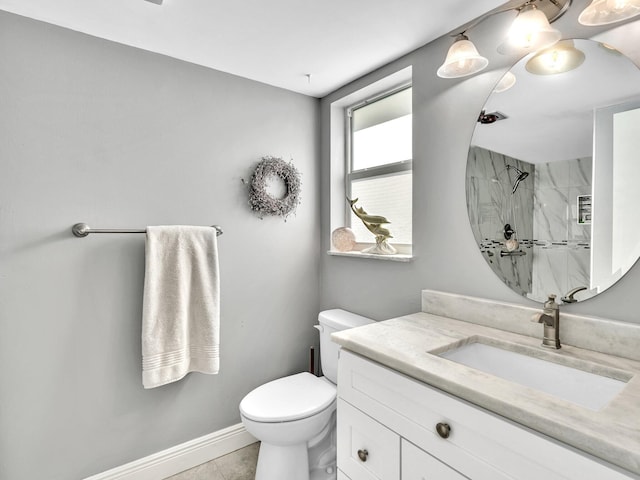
437,0,570,80
578,0,640,25
437,34,489,78
525,40,586,74
493,71,517,92
497,3,562,55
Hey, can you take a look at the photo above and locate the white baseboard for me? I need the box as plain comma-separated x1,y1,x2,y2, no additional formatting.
85,423,257,480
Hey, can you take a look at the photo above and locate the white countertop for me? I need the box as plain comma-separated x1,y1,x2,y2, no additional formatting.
332,311,640,476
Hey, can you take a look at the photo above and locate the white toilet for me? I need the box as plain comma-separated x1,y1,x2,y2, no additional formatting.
239,309,374,480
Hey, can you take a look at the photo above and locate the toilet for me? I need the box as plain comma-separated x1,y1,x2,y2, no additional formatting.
239,309,374,480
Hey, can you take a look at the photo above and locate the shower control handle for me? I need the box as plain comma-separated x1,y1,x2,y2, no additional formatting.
504,223,515,240
357,449,368,462
436,422,451,439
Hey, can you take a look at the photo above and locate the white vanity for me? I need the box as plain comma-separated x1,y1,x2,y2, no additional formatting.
332,290,640,479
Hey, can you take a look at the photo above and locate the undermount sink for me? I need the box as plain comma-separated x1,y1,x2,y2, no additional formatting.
438,339,630,411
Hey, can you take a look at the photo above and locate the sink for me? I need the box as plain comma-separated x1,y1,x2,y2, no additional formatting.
438,339,629,411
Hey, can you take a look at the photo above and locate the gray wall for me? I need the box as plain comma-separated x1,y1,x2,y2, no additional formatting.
0,12,320,480
319,2,640,325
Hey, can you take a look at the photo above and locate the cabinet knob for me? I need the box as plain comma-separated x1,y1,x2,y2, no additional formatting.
357,449,369,462
436,422,451,439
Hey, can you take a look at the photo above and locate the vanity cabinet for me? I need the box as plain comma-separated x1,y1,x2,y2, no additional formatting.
336,350,636,480
401,440,467,480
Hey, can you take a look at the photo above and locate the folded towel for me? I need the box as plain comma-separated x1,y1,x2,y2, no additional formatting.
142,226,220,389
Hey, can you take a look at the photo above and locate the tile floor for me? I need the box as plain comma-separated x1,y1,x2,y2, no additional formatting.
165,442,260,480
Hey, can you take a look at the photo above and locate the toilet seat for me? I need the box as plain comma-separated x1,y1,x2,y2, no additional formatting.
240,372,336,423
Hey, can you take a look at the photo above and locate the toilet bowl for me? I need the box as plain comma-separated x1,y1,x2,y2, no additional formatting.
240,373,337,480
239,309,374,480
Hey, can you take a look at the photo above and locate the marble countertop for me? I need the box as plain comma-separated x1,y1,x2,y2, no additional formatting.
332,311,640,476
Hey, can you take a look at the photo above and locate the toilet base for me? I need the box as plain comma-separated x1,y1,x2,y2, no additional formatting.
253,414,337,480
255,442,309,480
308,414,337,480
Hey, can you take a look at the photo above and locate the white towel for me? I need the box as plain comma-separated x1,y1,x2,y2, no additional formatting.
142,226,220,389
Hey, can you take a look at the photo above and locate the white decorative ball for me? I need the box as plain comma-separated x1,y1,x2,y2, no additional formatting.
332,227,356,252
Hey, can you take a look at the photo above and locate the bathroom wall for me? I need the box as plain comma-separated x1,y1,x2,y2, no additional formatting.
319,1,640,324
531,157,592,300
0,11,319,480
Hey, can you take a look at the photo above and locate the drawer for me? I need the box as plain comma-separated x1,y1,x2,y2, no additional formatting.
337,398,400,480
338,350,635,480
402,439,469,480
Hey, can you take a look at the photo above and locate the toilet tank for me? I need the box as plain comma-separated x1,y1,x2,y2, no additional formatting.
317,309,374,384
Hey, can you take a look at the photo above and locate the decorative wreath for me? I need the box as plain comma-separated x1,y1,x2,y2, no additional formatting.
246,156,301,220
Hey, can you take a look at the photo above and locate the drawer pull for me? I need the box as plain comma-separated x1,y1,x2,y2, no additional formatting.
357,449,369,462
436,422,451,439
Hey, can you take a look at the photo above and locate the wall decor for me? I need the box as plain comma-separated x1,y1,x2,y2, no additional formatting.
245,156,301,220
331,227,356,252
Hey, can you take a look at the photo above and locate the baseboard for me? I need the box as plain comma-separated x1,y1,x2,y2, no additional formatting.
84,423,257,480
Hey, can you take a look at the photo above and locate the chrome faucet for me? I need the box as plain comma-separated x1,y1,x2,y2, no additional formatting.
531,294,561,349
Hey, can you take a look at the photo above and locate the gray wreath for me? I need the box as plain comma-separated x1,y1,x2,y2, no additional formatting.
247,156,301,220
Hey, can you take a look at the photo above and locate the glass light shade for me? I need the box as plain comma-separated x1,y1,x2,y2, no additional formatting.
493,71,517,93
497,5,561,55
525,40,586,74
579,0,640,25
437,35,489,79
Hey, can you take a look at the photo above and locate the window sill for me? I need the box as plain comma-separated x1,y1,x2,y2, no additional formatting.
327,250,413,262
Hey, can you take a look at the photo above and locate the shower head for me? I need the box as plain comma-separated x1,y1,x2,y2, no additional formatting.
506,165,529,194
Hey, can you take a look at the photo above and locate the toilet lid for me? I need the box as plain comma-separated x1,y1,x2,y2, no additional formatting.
240,372,336,423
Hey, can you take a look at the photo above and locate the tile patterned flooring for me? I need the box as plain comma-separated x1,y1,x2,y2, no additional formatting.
166,442,260,480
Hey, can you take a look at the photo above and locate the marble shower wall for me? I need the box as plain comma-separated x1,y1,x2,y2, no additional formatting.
531,157,593,300
467,147,593,301
467,146,535,297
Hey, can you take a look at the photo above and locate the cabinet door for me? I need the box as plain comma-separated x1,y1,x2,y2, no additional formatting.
402,439,469,480
338,469,352,480
337,399,400,480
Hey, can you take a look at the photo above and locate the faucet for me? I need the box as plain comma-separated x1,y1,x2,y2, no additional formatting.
561,286,587,304
531,294,561,349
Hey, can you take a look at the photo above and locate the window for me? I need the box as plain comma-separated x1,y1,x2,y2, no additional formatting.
346,86,412,248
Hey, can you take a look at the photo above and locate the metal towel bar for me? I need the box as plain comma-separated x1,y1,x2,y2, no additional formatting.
72,223,223,238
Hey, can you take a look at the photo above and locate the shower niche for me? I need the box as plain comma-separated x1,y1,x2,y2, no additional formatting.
577,195,592,225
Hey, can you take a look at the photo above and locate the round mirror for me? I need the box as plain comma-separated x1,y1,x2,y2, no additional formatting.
466,36,640,304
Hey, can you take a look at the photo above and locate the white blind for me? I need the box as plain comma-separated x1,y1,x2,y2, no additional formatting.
352,87,412,132
350,172,412,244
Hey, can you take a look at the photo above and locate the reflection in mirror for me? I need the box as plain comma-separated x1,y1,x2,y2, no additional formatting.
466,29,640,304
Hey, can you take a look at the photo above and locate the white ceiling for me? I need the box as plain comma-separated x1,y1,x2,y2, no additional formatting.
0,0,507,97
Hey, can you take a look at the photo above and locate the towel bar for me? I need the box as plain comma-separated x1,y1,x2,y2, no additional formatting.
72,223,223,238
